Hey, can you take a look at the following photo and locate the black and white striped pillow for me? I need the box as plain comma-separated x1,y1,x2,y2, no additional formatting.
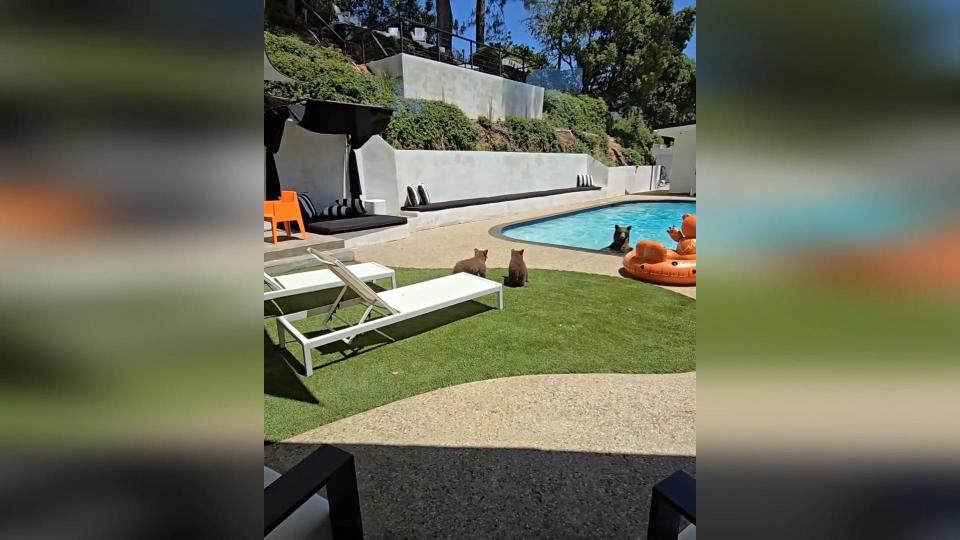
405,185,420,207
319,204,355,217
335,198,367,215
576,174,594,187
416,184,431,205
297,192,318,220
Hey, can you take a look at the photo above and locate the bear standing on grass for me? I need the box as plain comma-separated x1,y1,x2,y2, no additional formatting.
506,249,528,287
452,248,488,278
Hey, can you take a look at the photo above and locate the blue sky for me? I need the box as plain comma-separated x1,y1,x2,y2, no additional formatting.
450,0,696,59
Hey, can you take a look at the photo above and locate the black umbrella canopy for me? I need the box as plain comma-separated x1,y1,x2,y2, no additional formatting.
286,99,394,148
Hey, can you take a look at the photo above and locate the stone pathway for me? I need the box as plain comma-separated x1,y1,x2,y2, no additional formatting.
266,373,696,538
354,194,697,298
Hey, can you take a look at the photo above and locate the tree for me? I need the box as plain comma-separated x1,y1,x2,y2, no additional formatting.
524,0,695,125
436,0,453,49
469,0,509,45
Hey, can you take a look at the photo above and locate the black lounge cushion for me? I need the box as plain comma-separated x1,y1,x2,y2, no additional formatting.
306,214,408,235
401,185,601,212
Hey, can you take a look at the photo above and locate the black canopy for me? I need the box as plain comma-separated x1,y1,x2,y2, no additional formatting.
264,99,394,200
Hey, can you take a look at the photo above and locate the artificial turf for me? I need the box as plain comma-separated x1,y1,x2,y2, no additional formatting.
264,267,695,442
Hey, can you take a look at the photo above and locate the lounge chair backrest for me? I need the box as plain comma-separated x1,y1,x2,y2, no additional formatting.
307,248,398,313
264,272,283,291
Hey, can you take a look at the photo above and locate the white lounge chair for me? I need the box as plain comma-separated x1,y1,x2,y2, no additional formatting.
277,248,503,376
264,262,396,302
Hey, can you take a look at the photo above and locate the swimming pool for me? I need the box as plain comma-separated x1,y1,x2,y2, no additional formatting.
500,201,696,252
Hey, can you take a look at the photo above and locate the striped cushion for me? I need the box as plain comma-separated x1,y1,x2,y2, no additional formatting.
335,198,367,215
297,192,317,220
416,184,431,205
576,174,594,187
405,185,420,207
319,204,355,217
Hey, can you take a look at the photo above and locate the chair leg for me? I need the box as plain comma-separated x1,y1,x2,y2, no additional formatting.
303,342,313,377
297,217,308,240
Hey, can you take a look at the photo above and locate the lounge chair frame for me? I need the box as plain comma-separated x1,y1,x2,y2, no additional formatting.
277,248,503,376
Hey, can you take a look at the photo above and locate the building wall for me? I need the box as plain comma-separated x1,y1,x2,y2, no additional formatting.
609,165,659,194
366,53,544,120
354,136,401,214
393,150,595,202
669,132,696,195
274,122,347,205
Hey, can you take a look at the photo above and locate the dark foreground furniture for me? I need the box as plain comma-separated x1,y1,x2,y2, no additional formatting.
647,470,696,540
264,445,363,539
401,186,601,212
306,214,408,235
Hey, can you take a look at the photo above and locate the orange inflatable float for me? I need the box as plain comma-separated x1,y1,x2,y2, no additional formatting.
622,213,696,286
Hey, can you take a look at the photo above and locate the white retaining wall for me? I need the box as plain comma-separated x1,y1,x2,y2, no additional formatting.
609,165,660,194
275,122,347,204
355,136,401,214
393,149,598,201
367,53,544,120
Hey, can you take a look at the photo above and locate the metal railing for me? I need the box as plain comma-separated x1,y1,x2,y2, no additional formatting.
295,0,346,46
356,17,542,83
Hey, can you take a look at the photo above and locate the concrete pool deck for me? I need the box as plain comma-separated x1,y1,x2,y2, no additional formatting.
266,373,696,538
355,194,697,298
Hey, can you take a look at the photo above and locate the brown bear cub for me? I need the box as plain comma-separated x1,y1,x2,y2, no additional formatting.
452,248,488,277
608,224,632,253
506,248,528,287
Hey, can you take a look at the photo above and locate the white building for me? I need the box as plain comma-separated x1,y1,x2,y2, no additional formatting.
654,123,696,195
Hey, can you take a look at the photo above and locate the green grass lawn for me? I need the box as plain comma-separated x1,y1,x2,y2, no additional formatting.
264,267,695,442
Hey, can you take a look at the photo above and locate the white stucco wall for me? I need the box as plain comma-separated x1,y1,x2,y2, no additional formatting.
366,53,544,120
669,131,696,195
275,121,347,205
354,136,401,214
393,150,593,201
609,165,659,194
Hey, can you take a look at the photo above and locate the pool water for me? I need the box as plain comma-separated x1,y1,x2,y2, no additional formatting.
502,201,696,251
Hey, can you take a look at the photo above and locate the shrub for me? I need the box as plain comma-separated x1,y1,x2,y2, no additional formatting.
574,130,613,166
264,32,396,108
610,109,660,165
543,91,609,134
504,117,563,153
621,147,649,166
477,115,493,129
383,99,477,150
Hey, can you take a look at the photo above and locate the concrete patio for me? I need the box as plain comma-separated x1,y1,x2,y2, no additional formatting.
265,373,696,538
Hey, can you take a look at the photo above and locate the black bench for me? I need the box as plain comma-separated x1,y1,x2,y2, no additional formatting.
401,186,601,212
305,214,408,235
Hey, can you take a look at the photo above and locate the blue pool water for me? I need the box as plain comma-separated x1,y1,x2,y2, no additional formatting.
502,201,697,251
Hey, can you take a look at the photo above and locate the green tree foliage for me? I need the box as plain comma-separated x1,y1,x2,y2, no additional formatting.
543,90,608,134
383,99,478,150
264,32,397,107
335,0,437,27
525,0,695,126
610,108,660,165
639,56,696,128
468,0,509,45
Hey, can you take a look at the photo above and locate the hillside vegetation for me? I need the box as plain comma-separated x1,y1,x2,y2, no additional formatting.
264,31,659,165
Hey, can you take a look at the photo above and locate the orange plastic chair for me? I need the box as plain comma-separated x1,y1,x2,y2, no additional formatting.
264,190,307,244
